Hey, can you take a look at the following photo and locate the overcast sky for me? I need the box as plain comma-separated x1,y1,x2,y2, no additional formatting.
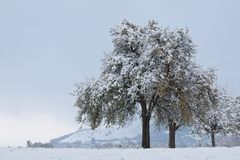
0,0,239,146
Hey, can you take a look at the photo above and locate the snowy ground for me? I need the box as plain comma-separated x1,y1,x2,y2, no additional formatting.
0,147,239,160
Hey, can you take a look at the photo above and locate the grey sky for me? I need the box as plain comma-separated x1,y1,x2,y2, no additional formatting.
0,0,239,146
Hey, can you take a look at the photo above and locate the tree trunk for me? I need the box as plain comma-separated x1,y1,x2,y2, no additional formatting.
142,114,151,148
211,132,215,147
168,119,176,148
139,95,151,148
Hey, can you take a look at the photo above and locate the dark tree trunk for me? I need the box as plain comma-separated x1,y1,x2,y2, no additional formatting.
142,114,151,148
211,132,215,147
140,96,151,149
139,95,152,148
210,123,217,147
168,119,176,148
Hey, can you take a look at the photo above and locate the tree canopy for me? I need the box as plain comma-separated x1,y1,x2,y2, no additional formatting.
73,20,236,148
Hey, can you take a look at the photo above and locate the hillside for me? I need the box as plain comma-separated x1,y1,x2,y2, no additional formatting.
50,121,204,148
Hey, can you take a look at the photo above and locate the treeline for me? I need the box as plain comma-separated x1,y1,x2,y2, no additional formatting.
73,20,240,148
26,140,53,148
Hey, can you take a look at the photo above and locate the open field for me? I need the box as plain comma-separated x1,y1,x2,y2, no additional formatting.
0,147,239,160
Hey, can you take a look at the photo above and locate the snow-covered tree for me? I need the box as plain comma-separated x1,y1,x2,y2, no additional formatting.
74,20,205,148
154,66,217,148
191,85,236,147
224,96,240,136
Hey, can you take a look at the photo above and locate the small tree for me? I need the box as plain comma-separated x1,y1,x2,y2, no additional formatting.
192,87,233,147
26,140,32,148
225,96,240,136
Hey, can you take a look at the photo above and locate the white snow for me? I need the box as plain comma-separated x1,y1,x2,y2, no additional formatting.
0,147,239,160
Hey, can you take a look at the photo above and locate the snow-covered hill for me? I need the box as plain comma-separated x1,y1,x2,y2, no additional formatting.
50,120,240,148
50,121,142,148
50,121,203,148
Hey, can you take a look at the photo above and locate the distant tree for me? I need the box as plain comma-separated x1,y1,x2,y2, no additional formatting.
26,140,53,148
192,88,235,147
74,20,209,148
225,96,240,136
26,140,32,148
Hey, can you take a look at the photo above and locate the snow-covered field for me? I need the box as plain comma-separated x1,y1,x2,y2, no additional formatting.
0,147,239,160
